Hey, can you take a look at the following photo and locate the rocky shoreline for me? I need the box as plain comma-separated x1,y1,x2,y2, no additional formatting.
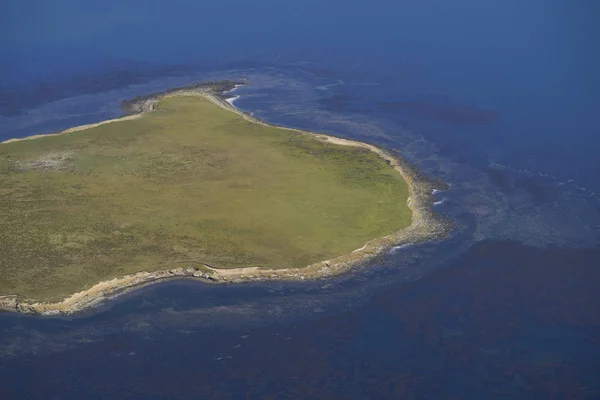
119,79,245,115
0,80,452,315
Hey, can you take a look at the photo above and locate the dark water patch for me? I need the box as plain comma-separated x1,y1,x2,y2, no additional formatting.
318,94,358,112
224,60,342,80
513,176,557,204
294,64,341,79
485,167,557,204
380,100,500,125
2,240,599,399
0,59,191,117
486,166,514,193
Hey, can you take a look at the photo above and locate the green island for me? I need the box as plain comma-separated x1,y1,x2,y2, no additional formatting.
0,81,447,314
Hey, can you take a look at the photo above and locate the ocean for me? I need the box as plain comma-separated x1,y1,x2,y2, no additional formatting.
1,1,599,398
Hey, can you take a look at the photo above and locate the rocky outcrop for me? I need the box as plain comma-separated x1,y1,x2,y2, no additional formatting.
0,268,218,315
120,80,246,116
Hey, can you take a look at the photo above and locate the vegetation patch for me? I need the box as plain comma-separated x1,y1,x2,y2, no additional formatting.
0,95,411,302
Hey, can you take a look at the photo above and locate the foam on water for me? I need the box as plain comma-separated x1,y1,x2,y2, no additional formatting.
226,95,240,106
223,84,243,94
389,243,415,253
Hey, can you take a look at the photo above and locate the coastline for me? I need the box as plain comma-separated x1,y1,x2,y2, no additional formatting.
0,81,451,315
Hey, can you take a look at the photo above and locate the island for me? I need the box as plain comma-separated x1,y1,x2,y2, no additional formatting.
0,81,449,315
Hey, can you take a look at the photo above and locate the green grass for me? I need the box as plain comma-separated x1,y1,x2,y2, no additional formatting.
0,95,411,302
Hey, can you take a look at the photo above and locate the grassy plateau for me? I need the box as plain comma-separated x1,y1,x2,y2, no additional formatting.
0,95,411,303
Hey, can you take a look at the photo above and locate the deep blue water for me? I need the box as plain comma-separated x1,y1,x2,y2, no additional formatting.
1,1,600,398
